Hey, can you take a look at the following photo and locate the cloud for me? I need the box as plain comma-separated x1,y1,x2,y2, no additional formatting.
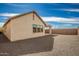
0,22,4,27
62,24,72,26
0,13,20,17
51,23,78,29
53,25,77,29
42,16,79,29
54,24,72,28
42,17,79,24
59,9,79,12
6,3,31,7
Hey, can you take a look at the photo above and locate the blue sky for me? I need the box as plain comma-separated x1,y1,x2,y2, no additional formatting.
0,3,79,29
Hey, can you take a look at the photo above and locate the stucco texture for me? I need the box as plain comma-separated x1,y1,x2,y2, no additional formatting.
3,12,45,41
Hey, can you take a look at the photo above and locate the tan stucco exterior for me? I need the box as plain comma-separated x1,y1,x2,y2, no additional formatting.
78,29,79,35
45,25,52,35
3,21,11,39
3,11,46,41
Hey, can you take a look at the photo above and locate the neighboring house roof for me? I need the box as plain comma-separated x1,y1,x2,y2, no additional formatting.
3,11,46,27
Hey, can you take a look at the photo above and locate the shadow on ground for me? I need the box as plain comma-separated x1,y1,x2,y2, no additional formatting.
0,33,54,56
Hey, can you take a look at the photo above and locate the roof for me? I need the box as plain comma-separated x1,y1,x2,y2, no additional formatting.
45,23,52,27
3,11,46,27
45,25,52,27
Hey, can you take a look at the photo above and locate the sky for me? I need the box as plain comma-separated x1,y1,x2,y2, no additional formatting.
0,3,79,29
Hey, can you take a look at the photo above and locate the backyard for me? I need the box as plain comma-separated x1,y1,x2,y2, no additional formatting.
26,35,79,56
0,33,79,56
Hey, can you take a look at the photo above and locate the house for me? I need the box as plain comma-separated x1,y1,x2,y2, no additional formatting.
45,25,52,34
3,11,51,41
0,27,3,34
78,29,79,35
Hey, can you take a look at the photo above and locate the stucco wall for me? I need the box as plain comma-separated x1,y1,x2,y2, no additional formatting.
78,29,79,35
32,13,45,37
10,13,45,41
3,22,11,40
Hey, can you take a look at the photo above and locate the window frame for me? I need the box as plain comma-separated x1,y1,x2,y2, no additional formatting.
32,24,43,33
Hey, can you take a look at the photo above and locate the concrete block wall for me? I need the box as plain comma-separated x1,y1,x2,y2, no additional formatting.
45,29,78,35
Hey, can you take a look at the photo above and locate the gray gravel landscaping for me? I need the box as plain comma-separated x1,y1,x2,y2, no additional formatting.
25,35,79,56
0,34,54,56
0,33,79,56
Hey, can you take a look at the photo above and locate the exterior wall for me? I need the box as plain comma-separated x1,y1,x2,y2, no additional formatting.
49,26,52,34
32,13,45,37
52,29,78,35
10,13,45,41
45,26,52,35
78,29,79,35
3,22,11,40
45,29,50,34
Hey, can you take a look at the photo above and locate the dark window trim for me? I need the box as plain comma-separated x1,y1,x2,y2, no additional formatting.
32,24,43,33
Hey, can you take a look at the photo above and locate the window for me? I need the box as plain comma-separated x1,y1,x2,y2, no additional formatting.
32,24,43,33
33,27,36,33
37,28,40,32
40,25,43,32
41,28,43,32
37,25,40,32
45,30,50,34
32,24,37,33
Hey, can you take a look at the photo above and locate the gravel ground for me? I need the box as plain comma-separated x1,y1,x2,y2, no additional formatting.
0,34,54,56
0,33,79,56
25,35,79,56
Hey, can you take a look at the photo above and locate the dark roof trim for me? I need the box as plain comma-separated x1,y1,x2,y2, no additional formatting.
3,11,46,27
